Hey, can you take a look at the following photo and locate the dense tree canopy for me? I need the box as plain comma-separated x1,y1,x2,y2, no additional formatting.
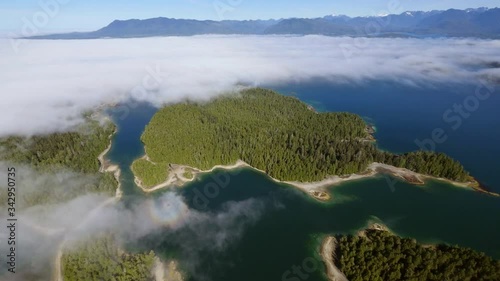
378,150,471,182
0,118,156,281
62,235,156,281
0,120,117,207
133,88,471,187
336,230,500,281
0,120,114,173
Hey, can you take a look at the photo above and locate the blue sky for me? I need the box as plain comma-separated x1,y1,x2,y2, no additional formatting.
1,0,498,32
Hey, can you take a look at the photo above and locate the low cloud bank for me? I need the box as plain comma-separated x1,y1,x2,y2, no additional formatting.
1,35,499,136
0,162,267,279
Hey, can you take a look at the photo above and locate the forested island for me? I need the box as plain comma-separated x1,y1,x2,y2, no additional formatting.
331,227,500,281
132,88,477,192
0,118,161,281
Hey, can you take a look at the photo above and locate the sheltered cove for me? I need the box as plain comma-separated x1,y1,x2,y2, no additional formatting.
53,101,498,280
132,158,491,201
131,89,496,200
53,123,183,281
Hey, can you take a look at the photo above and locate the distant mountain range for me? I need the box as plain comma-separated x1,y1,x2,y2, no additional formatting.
27,7,500,39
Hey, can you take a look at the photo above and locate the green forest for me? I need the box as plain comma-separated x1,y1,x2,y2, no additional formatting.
0,119,118,208
0,120,114,173
0,118,159,281
335,229,500,281
133,88,471,187
62,234,156,281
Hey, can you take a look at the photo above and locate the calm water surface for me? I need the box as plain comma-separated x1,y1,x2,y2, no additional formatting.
106,82,500,281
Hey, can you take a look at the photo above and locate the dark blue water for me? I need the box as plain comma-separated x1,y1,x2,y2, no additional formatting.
273,80,500,192
105,81,500,281
106,102,157,196
171,170,500,281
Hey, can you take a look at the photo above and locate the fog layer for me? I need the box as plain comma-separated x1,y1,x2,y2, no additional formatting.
1,35,499,136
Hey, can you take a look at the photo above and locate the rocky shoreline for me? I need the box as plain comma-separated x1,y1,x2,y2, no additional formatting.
132,157,497,202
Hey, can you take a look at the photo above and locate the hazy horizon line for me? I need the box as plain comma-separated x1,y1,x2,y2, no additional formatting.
1,6,498,35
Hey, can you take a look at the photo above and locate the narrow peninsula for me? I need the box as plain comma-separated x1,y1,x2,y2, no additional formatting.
132,88,492,199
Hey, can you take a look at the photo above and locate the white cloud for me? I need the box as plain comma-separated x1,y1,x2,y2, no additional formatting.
0,35,499,137
0,162,267,278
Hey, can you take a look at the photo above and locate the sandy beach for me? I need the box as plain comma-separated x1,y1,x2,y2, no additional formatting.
153,258,184,281
97,140,113,173
320,222,390,281
97,129,123,199
53,243,64,281
52,197,118,281
320,236,348,281
53,128,123,281
133,159,250,193
133,156,495,200
133,158,335,201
